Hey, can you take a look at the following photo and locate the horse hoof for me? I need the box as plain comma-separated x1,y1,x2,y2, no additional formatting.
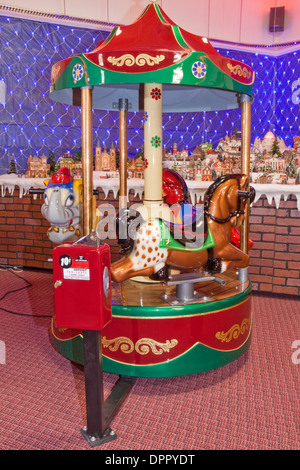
204,257,221,274
150,265,169,281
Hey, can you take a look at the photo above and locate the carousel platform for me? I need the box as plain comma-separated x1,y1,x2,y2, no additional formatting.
51,270,252,377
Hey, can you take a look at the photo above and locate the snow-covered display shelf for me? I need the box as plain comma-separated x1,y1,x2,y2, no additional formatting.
0,173,300,211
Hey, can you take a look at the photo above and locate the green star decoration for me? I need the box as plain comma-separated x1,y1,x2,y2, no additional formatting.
151,136,161,148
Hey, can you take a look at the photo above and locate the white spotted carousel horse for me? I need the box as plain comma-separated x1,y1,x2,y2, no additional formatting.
111,172,255,283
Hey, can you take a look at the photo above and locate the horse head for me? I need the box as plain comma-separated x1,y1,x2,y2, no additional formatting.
205,174,255,228
41,167,83,244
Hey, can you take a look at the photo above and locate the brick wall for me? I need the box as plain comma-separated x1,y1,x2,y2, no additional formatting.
0,191,54,269
0,188,299,296
249,194,300,296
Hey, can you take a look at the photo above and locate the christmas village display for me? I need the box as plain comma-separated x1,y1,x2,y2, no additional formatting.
7,130,300,184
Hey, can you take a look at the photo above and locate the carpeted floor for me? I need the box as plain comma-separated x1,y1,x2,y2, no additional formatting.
0,267,299,450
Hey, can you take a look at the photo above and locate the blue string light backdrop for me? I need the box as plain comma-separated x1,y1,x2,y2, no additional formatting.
0,14,299,174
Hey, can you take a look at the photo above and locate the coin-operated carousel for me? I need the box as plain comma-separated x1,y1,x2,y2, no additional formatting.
49,1,255,377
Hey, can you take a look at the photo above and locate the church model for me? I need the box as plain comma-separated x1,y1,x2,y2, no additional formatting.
94,140,116,172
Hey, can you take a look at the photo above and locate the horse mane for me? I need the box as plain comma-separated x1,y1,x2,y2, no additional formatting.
204,174,243,214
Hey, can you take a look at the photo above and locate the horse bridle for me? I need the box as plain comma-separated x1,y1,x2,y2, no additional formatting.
204,176,255,225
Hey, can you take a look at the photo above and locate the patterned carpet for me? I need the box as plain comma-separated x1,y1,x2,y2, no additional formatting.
0,267,299,450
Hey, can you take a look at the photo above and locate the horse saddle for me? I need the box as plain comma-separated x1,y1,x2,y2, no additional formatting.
159,203,215,252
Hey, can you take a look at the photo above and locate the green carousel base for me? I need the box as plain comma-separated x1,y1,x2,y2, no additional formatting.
51,278,252,378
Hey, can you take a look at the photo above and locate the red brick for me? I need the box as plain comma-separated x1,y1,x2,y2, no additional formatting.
249,274,273,283
262,250,275,258
249,216,262,224
274,243,287,252
272,277,286,285
24,218,41,226
261,267,273,275
251,224,275,233
275,226,288,234
289,245,300,253
276,234,300,244
274,269,299,278
14,211,33,218
277,217,300,226
32,212,44,219
17,252,34,260
263,216,276,224
276,209,289,217
260,283,273,292
15,225,32,232
288,261,300,269
249,266,260,274
7,217,24,225
249,232,261,241
274,285,299,295
0,223,15,230
252,241,274,250
290,227,300,235
274,260,286,268
28,246,44,254
262,233,275,242
16,239,33,246
253,208,276,216
250,258,273,267
275,252,300,261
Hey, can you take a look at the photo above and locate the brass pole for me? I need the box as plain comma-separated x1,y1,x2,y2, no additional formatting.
240,94,251,255
119,98,128,211
81,86,94,236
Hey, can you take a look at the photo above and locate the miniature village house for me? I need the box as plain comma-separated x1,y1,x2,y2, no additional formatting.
57,153,82,179
127,157,145,178
26,154,50,178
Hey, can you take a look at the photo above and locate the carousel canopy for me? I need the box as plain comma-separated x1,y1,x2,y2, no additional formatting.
49,1,254,112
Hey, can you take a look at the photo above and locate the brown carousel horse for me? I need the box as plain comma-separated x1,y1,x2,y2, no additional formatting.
111,173,255,283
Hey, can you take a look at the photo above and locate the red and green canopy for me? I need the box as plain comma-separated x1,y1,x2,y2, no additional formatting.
50,2,254,112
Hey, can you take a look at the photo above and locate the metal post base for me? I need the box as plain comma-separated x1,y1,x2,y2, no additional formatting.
162,272,226,305
80,426,117,447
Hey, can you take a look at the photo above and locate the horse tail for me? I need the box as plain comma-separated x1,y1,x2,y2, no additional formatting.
115,208,144,255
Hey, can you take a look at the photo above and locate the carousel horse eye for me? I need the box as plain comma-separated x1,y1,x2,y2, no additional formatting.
65,194,75,207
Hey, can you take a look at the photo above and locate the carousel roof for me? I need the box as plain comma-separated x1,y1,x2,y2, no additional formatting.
50,1,254,112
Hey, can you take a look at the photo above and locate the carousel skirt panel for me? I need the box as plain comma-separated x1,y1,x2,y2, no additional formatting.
51,272,252,377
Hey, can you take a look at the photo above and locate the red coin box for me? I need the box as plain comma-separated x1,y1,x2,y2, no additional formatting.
53,242,112,331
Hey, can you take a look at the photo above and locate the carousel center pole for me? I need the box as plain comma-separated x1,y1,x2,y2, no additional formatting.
138,83,173,222
239,93,251,283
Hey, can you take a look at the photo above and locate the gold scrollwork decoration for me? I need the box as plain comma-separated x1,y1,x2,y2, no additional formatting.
102,336,178,355
107,53,165,67
227,63,252,79
102,336,134,354
215,318,250,343
135,338,178,355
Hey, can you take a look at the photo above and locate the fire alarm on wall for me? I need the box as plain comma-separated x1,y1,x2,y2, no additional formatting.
269,6,285,32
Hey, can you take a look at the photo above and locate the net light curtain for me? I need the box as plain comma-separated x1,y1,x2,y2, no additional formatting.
0,14,299,174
